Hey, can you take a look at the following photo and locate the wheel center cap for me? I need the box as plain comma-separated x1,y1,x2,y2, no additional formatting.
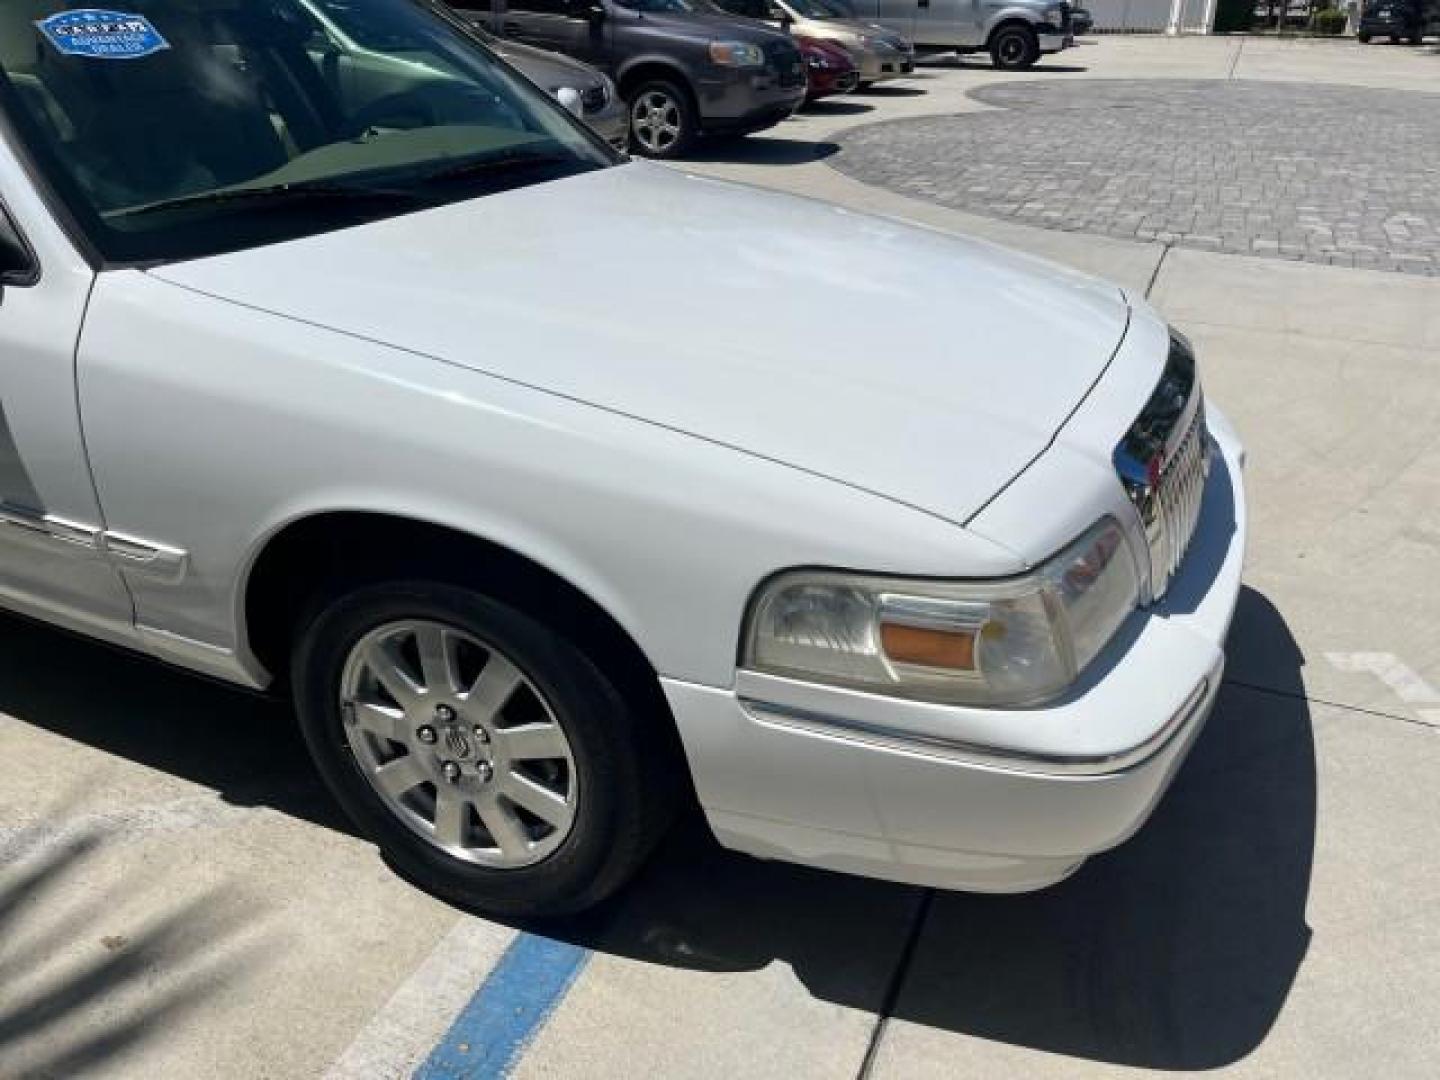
443,725,474,761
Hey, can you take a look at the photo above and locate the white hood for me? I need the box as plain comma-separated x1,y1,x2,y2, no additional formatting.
151,161,1130,524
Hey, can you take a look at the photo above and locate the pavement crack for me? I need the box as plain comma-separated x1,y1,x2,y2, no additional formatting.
1228,37,1246,80
858,888,935,1080
1223,677,1440,731
1144,242,1173,299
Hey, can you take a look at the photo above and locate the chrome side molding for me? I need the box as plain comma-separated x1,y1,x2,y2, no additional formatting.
0,501,188,583
102,531,189,583
0,502,101,551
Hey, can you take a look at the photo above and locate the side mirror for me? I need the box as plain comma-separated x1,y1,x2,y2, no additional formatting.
0,210,38,288
555,86,585,117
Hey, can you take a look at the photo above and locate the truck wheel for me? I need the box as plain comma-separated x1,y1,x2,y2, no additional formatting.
292,580,676,917
627,80,696,160
990,25,1040,70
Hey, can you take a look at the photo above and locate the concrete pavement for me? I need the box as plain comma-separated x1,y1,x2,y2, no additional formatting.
2,33,1437,1080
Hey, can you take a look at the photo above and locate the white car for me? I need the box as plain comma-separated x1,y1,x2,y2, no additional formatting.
0,0,1244,915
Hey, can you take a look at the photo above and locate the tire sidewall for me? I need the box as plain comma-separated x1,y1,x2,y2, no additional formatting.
991,26,1039,71
627,79,696,160
293,581,644,917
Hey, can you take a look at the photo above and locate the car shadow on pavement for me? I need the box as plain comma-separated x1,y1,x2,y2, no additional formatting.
535,586,1315,1071
685,135,840,165
799,100,876,117
0,613,348,836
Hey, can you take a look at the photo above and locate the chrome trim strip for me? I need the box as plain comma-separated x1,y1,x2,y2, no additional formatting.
102,531,189,583
740,679,1211,777
0,502,101,552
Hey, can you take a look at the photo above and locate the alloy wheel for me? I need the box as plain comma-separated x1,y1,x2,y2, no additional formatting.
339,619,578,869
631,90,683,155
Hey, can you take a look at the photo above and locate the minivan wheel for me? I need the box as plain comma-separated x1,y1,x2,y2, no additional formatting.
990,25,1040,70
293,580,674,917
628,80,696,159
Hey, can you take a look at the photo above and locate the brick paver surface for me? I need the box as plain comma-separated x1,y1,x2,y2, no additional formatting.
831,79,1440,275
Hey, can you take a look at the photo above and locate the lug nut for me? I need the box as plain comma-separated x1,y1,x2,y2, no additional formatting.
472,725,489,744
476,761,494,783
416,725,438,745
441,760,462,784
435,704,456,723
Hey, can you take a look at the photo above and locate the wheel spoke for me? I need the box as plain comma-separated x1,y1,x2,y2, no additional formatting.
374,754,429,799
414,624,458,694
501,771,570,828
351,702,406,743
433,788,467,848
498,722,567,762
465,653,522,724
476,794,531,858
363,639,421,709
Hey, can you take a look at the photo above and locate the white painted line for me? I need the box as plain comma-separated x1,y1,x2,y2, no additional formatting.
1325,652,1440,705
322,918,517,1080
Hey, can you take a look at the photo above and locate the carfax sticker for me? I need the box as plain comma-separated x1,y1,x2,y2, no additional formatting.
36,9,170,60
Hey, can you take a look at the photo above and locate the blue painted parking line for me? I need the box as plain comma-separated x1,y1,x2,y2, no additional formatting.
413,933,590,1079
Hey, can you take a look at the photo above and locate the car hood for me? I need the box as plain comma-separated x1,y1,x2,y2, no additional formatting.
486,37,605,90
149,162,1130,526
623,11,793,43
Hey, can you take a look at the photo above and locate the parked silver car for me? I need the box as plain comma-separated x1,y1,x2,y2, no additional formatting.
713,0,916,86
848,0,1073,70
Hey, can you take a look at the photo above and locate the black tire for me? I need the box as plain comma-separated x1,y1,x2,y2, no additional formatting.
990,24,1040,70
1409,34,1422,46
293,579,676,917
626,79,697,160
856,80,875,91
1357,31,1371,42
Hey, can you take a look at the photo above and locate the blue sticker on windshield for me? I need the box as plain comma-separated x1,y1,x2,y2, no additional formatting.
36,9,170,60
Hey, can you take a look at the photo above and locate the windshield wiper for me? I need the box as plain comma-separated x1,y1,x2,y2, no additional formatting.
122,181,428,220
412,149,583,186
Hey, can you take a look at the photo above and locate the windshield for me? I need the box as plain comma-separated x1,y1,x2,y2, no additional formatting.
783,0,855,18
0,0,616,263
612,0,718,14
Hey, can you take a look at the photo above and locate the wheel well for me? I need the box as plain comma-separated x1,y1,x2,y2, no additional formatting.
246,514,669,724
617,62,695,108
987,18,1037,48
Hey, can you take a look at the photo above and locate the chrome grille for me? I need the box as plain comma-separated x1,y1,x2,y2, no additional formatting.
1114,332,1213,601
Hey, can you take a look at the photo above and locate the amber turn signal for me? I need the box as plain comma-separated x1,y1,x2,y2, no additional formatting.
879,622,978,671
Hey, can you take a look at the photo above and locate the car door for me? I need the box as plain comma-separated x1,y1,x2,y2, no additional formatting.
499,0,609,67
0,152,135,646
910,0,971,46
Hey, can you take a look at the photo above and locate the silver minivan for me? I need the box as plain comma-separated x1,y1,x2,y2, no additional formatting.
850,0,1073,70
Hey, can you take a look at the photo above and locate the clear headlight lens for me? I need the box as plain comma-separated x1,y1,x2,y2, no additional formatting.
709,41,766,67
743,518,1141,706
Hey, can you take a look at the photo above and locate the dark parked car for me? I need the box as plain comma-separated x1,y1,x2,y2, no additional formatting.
1357,0,1438,42
453,0,806,158
468,25,628,147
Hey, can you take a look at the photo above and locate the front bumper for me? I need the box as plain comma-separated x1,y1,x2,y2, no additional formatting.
584,99,629,151
695,65,807,130
1038,26,1073,54
854,45,916,83
662,411,1247,894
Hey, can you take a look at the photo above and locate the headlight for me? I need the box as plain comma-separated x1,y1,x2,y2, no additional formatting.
742,518,1141,706
709,41,766,67
1043,7,1066,27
